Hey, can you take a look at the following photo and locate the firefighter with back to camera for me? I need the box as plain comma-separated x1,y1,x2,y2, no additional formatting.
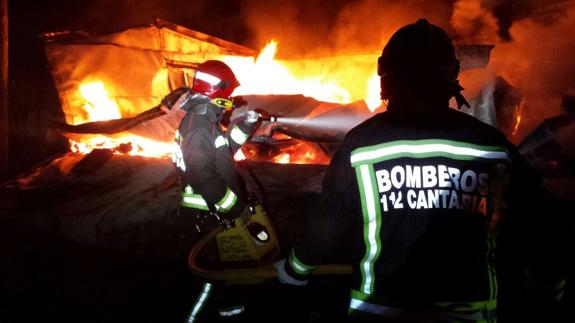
275,19,566,322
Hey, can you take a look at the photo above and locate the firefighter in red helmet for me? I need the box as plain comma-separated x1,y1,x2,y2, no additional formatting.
161,60,263,321
163,60,259,230
276,19,566,322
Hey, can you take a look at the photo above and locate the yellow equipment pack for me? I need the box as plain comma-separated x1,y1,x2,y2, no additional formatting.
215,203,277,263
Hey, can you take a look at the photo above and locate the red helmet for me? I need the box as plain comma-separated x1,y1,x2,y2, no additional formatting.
192,60,240,99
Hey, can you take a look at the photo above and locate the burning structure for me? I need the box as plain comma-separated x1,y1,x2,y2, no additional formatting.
0,0,572,321
0,19,528,258
41,19,500,160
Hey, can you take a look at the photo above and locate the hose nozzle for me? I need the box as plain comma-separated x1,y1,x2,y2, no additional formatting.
259,114,278,122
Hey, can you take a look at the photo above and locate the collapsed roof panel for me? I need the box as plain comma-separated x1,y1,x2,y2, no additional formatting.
43,19,255,126
42,19,256,56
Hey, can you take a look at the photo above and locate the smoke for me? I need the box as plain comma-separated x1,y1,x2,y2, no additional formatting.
53,0,250,44
45,0,575,142
450,0,500,43
489,4,575,139
241,0,454,56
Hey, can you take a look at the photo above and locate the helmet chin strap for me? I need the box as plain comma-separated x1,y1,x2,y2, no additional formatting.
211,98,234,111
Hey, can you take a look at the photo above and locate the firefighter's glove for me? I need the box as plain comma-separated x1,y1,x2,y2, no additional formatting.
245,110,260,124
273,258,308,287
161,87,192,112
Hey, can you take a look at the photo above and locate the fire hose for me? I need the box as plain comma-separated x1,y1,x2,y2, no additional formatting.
187,221,352,284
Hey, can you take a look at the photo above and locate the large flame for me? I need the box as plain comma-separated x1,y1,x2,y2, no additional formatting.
70,81,172,157
71,40,382,162
78,82,121,122
223,40,381,110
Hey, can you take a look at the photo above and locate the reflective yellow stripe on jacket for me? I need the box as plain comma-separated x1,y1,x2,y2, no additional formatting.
180,185,238,213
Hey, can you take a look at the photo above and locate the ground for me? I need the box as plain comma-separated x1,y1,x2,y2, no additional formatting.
1,178,573,322
0,219,352,323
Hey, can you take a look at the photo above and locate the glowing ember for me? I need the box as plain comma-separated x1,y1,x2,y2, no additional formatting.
70,134,173,157
513,114,521,134
233,140,330,165
273,141,329,165
273,153,290,164
511,102,524,139
71,80,173,157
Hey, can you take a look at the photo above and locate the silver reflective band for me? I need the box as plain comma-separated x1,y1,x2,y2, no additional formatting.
181,187,209,210
351,140,510,166
215,188,237,212
195,71,222,85
349,299,404,317
290,259,308,274
182,196,208,208
230,127,249,145
218,305,245,317
289,249,315,275
215,135,228,148
172,131,186,171
187,283,213,323
180,188,237,212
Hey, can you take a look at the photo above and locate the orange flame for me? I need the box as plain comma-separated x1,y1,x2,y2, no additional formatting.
71,81,173,157
273,153,291,164
71,40,382,161
78,82,121,122
512,104,523,138
223,40,381,110
69,135,173,157
272,141,329,165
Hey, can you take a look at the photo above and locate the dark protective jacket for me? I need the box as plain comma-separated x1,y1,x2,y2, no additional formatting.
172,95,255,220
284,107,565,321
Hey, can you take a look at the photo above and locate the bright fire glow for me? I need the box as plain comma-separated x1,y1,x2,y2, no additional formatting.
365,74,382,111
223,40,382,110
69,134,173,157
272,142,329,165
512,104,522,138
79,82,121,122
273,153,291,164
71,81,173,157
69,40,383,160
234,140,330,165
